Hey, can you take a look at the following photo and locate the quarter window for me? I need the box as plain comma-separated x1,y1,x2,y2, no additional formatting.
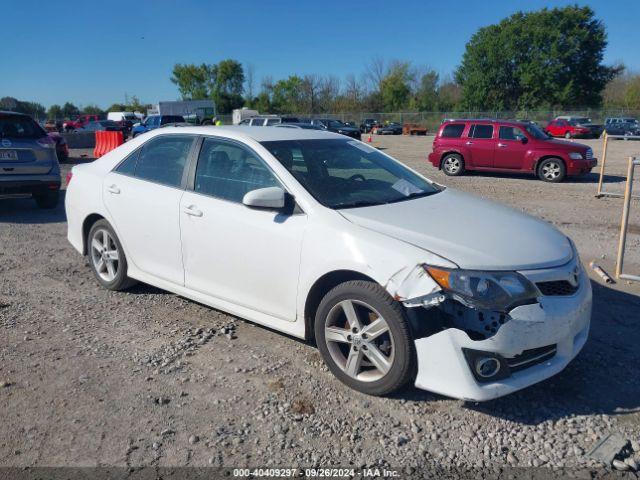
134,135,193,187
441,124,465,138
194,138,281,203
470,124,494,139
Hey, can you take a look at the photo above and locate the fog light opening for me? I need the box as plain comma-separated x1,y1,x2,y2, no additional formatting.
475,357,501,378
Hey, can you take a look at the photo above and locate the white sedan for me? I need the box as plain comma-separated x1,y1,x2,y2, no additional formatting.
65,126,591,400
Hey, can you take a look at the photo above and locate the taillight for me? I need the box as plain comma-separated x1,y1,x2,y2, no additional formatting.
66,171,73,185
37,136,56,149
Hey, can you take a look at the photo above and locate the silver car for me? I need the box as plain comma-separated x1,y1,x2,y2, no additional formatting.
0,111,61,209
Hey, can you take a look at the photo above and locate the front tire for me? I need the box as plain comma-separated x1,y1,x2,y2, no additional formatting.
87,220,136,291
441,153,465,176
564,132,572,139
314,280,415,396
538,158,566,182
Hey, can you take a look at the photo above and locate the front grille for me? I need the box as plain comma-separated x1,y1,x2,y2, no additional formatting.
536,280,578,296
506,344,557,373
586,148,594,159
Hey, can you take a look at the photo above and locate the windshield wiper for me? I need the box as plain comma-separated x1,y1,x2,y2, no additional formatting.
385,190,439,204
333,200,385,209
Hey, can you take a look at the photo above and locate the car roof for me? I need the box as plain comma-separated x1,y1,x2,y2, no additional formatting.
442,118,529,127
147,125,346,142
0,110,29,117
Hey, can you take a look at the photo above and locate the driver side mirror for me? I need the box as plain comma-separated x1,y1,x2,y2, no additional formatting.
242,187,285,210
520,136,528,144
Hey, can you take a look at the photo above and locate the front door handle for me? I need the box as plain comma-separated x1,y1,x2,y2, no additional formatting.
107,185,120,194
497,143,507,148
465,141,473,145
183,205,203,217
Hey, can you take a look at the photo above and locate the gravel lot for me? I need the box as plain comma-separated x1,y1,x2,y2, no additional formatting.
1,135,639,477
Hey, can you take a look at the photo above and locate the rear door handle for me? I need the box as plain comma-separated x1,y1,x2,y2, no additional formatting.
465,141,473,145
183,205,203,217
107,185,120,194
497,143,507,148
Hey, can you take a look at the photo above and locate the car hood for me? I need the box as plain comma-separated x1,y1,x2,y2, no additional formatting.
336,126,360,132
538,138,589,150
339,188,573,271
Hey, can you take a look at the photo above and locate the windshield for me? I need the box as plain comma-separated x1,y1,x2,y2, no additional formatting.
327,120,345,128
525,124,549,139
261,138,440,209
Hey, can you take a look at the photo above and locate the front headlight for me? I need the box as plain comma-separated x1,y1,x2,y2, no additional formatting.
568,152,583,160
424,265,539,311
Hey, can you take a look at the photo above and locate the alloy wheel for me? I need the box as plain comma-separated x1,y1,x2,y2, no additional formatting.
541,161,562,180
443,156,460,174
90,228,120,282
324,299,395,382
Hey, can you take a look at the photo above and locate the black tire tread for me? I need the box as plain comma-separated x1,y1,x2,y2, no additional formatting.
315,280,416,396
87,219,137,291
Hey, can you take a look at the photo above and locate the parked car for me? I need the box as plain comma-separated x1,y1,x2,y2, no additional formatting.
604,117,640,137
107,112,138,136
0,111,61,208
238,116,300,126
360,118,380,133
81,120,128,139
63,114,101,132
66,126,591,401
428,119,596,182
376,122,403,135
131,115,185,138
307,118,361,139
48,132,68,161
545,117,603,139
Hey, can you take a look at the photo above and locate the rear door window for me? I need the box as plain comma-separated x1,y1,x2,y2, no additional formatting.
440,124,465,138
469,124,494,139
134,135,194,188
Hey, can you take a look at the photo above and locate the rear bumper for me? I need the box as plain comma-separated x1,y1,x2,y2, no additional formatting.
413,262,592,401
428,152,440,167
567,158,597,175
0,175,61,196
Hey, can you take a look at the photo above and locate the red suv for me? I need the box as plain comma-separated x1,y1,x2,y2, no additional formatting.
428,119,597,182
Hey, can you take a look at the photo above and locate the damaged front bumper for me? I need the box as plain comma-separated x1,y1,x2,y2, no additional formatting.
407,260,592,401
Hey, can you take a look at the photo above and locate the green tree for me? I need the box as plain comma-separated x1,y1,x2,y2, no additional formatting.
62,102,80,119
270,76,304,113
83,104,104,115
208,59,245,114
380,62,412,111
624,76,640,109
171,63,210,100
47,104,63,120
413,70,439,111
456,5,620,110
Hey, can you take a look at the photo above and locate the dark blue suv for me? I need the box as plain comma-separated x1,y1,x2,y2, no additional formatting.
131,115,185,138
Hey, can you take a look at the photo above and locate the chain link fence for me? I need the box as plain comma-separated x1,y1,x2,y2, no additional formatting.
283,109,640,131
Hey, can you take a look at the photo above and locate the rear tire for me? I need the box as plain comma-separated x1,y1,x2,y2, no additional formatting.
34,191,59,209
314,280,415,396
87,220,136,291
564,132,572,139
538,158,566,182
441,153,465,176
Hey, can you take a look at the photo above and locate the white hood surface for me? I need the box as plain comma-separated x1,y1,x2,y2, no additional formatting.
339,188,572,271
